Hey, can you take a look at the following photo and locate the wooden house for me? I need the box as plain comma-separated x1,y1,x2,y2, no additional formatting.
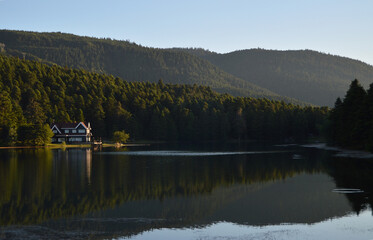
51,122,92,143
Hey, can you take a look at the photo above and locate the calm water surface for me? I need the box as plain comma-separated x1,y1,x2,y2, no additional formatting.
0,143,372,239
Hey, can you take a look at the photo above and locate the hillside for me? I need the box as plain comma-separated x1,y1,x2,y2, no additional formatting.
176,48,373,106
0,30,303,104
0,54,327,145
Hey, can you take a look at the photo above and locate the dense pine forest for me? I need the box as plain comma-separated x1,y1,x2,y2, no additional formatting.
0,30,302,104
0,54,328,145
328,79,373,151
3,30,373,107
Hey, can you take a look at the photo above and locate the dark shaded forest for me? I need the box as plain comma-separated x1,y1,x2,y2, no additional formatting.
0,54,328,145
0,30,302,104
174,48,373,106
328,79,373,151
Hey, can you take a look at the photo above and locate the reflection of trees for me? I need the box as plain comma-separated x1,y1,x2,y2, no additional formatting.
0,148,329,226
4,147,373,227
2,147,372,240
0,149,53,225
326,157,373,214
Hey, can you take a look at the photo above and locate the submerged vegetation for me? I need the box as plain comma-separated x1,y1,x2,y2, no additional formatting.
0,54,328,145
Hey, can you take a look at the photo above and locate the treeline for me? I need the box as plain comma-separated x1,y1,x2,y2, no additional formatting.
0,54,328,145
328,79,373,150
0,29,303,104
6,30,373,107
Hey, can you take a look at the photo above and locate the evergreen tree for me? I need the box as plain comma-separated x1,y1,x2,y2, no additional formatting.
0,54,328,145
328,79,373,150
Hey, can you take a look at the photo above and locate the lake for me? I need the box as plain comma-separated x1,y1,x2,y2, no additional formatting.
0,143,373,239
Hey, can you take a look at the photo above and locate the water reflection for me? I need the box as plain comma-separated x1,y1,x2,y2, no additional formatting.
0,145,372,239
125,209,373,240
327,157,373,214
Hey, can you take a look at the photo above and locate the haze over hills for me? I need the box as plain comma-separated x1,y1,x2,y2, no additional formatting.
0,29,301,104
174,48,373,106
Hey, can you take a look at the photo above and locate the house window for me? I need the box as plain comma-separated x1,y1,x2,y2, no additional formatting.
65,130,69,133
78,129,85,133
72,130,77,133
53,130,57,133
58,138,63,142
70,137,82,142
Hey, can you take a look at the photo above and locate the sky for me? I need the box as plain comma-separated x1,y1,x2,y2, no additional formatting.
1,0,373,64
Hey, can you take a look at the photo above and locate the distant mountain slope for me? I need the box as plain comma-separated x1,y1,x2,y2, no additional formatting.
177,48,373,106
0,30,303,104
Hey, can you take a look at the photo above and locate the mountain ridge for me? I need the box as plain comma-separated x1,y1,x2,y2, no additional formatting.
3,29,372,106
0,29,304,104
173,48,373,106
172,47,373,67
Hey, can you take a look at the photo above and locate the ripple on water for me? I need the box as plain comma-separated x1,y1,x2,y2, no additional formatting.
332,188,364,194
97,150,289,157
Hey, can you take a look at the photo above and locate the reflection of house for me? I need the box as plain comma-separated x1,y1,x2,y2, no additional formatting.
0,43,5,53
86,149,92,184
51,122,92,143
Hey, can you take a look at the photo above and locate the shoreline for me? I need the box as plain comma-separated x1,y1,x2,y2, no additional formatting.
0,143,150,150
301,143,373,159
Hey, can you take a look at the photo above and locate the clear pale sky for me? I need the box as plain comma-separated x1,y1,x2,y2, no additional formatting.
1,0,373,65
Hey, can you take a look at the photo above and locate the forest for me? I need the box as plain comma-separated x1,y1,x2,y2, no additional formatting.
0,54,328,145
175,48,373,106
0,29,297,103
3,30,373,107
328,79,373,151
